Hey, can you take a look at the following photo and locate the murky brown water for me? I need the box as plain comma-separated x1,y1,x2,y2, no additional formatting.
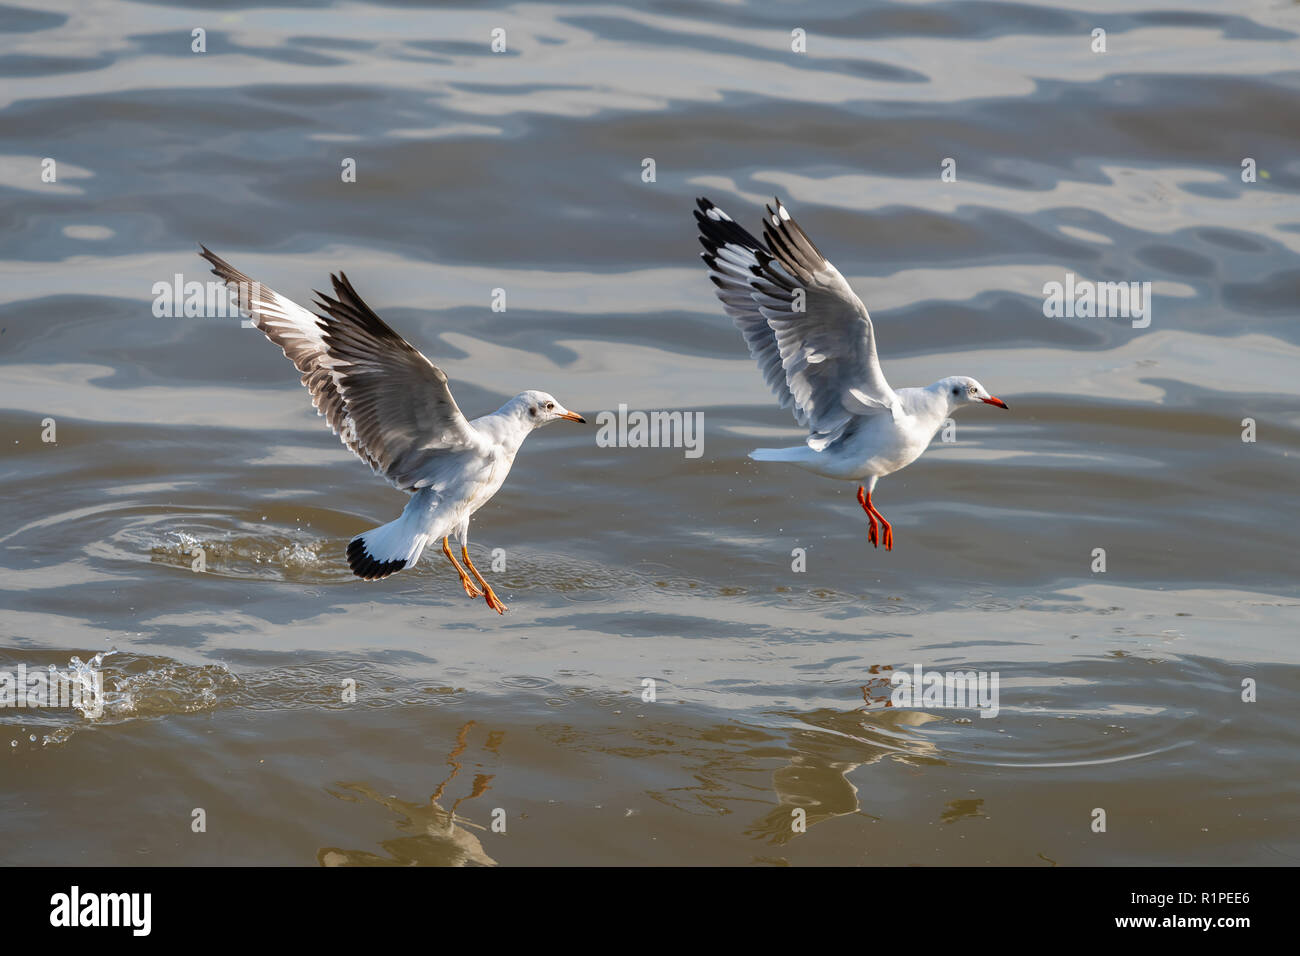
2,0,1298,865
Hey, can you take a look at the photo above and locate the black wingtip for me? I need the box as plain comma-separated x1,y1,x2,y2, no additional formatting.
197,245,246,285
329,271,367,313
346,537,406,581
334,271,358,298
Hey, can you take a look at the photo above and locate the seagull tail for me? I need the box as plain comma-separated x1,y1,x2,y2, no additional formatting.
347,509,431,581
749,446,814,463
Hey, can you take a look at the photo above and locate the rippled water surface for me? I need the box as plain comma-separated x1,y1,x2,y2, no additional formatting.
2,0,1298,865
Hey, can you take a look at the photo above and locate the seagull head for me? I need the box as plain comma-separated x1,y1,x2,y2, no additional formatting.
513,390,586,428
939,376,1008,411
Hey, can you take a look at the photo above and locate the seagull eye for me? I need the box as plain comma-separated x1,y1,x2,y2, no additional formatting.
545,402,554,410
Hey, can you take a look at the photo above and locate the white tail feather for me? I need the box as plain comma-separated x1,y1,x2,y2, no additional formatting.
346,496,437,580
749,446,809,462
360,520,427,565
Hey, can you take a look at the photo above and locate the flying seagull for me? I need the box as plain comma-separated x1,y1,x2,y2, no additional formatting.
199,247,585,613
694,197,1008,550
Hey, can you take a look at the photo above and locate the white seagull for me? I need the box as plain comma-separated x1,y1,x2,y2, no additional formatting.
200,247,586,613
694,197,1008,550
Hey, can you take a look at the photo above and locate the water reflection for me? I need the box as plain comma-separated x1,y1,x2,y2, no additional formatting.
318,722,499,867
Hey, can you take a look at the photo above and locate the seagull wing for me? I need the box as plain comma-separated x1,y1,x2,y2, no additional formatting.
695,197,899,450
200,247,484,490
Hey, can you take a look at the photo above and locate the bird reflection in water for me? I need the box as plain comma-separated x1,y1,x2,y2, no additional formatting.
744,668,941,846
318,721,500,867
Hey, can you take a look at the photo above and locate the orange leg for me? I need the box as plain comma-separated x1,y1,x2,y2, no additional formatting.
856,486,894,551
857,485,880,547
462,546,507,615
442,537,482,598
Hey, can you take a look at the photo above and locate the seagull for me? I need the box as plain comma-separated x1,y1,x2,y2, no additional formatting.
694,197,1008,550
199,247,586,613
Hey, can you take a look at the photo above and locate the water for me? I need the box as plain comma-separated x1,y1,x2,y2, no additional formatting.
1,0,1297,866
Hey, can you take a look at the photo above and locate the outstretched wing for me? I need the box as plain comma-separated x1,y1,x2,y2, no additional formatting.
695,197,899,450
199,247,483,489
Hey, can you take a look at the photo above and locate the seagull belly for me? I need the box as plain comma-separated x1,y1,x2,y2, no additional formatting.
461,452,514,521
827,414,934,481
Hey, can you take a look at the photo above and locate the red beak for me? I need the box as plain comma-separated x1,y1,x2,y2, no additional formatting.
981,396,1009,409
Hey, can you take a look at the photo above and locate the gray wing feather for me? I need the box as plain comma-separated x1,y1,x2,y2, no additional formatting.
695,197,899,450
199,247,482,490
694,201,796,411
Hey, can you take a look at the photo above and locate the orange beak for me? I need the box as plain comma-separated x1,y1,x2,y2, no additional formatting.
981,396,1009,409
559,410,586,423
